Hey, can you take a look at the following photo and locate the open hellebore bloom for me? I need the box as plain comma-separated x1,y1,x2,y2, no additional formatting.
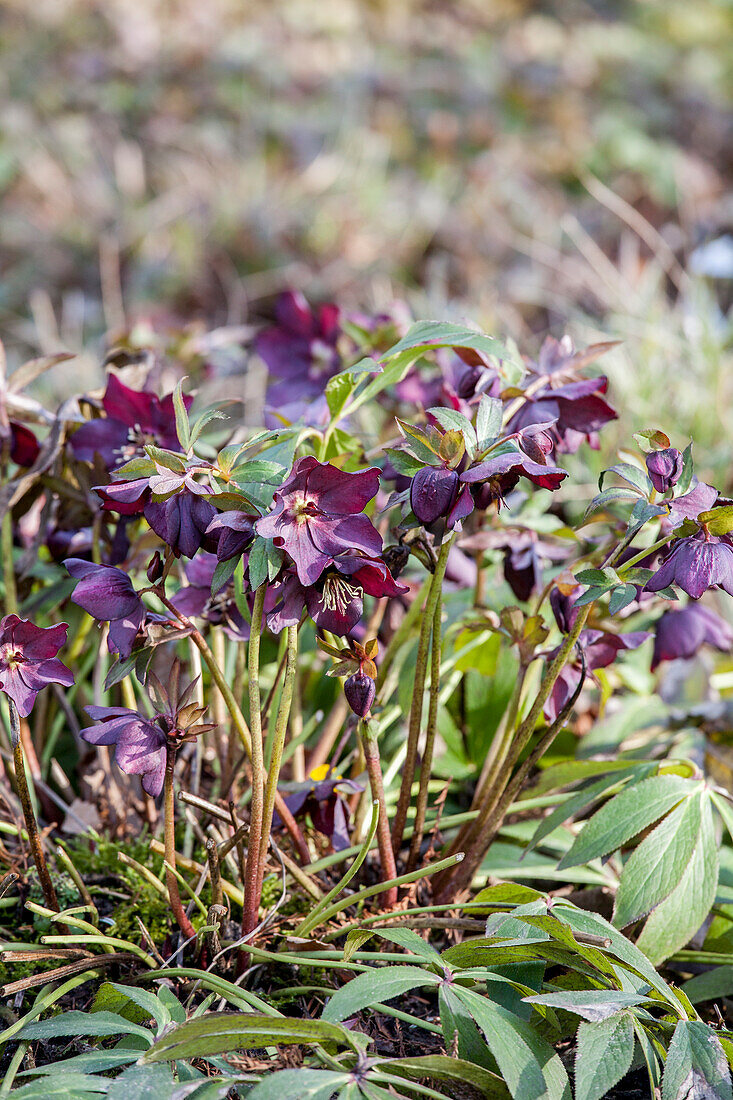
171,552,251,641
461,449,567,512
544,628,649,723
80,669,214,797
71,374,191,469
0,615,74,717
509,376,617,455
646,448,684,494
646,531,733,600
652,603,733,670
257,291,341,402
256,457,382,586
268,553,406,636
65,559,145,658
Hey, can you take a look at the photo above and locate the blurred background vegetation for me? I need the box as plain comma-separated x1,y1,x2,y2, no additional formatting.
1,0,732,482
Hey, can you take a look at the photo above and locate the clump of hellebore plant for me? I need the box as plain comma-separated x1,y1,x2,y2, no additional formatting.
81,660,214,940
0,616,74,910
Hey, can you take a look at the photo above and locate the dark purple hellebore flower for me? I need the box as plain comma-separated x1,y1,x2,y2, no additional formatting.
80,666,216,797
71,373,192,469
171,552,251,641
268,553,407,636
544,628,649,722
410,465,463,527
461,449,567,513
646,531,733,600
257,291,341,413
144,489,217,559
550,584,585,634
503,541,544,602
205,511,256,562
96,478,151,516
663,482,718,531
652,603,733,670
65,558,144,658
344,670,376,718
279,766,363,852
0,615,73,717
80,706,167,796
646,448,684,494
255,457,382,586
9,422,40,466
508,376,617,454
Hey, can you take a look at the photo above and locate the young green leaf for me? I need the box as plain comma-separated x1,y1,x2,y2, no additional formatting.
557,775,700,870
142,1012,358,1062
574,1013,635,1100
613,790,703,929
635,795,718,965
172,378,191,452
321,965,441,1024
662,1020,732,1100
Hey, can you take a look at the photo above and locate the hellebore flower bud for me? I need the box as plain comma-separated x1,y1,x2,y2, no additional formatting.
410,465,459,525
646,448,684,493
344,670,376,718
147,551,164,583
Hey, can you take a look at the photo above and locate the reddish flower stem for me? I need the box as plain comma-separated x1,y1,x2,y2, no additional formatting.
358,720,398,907
8,699,59,912
164,742,196,941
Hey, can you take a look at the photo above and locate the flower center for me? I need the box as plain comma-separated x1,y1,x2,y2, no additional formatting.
321,576,362,616
0,645,23,669
289,492,322,526
113,424,157,463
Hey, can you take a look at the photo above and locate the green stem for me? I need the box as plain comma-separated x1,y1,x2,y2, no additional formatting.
164,743,196,940
243,585,266,935
157,590,310,867
391,535,455,855
436,604,591,898
407,588,443,870
620,533,672,572
359,722,398,905
1,507,17,615
257,623,298,895
8,699,58,911
375,575,431,695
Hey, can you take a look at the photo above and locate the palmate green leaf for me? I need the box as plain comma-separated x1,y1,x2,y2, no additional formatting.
599,462,653,496
381,1055,509,1098
551,901,685,1013
450,985,571,1100
574,1013,635,1100
635,795,718,965
613,789,703,929
662,1020,732,1100
582,486,641,524
246,1069,350,1100
141,1012,358,1062
557,774,700,871
523,990,647,1023
17,1009,153,1043
322,965,441,1023
525,772,638,857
